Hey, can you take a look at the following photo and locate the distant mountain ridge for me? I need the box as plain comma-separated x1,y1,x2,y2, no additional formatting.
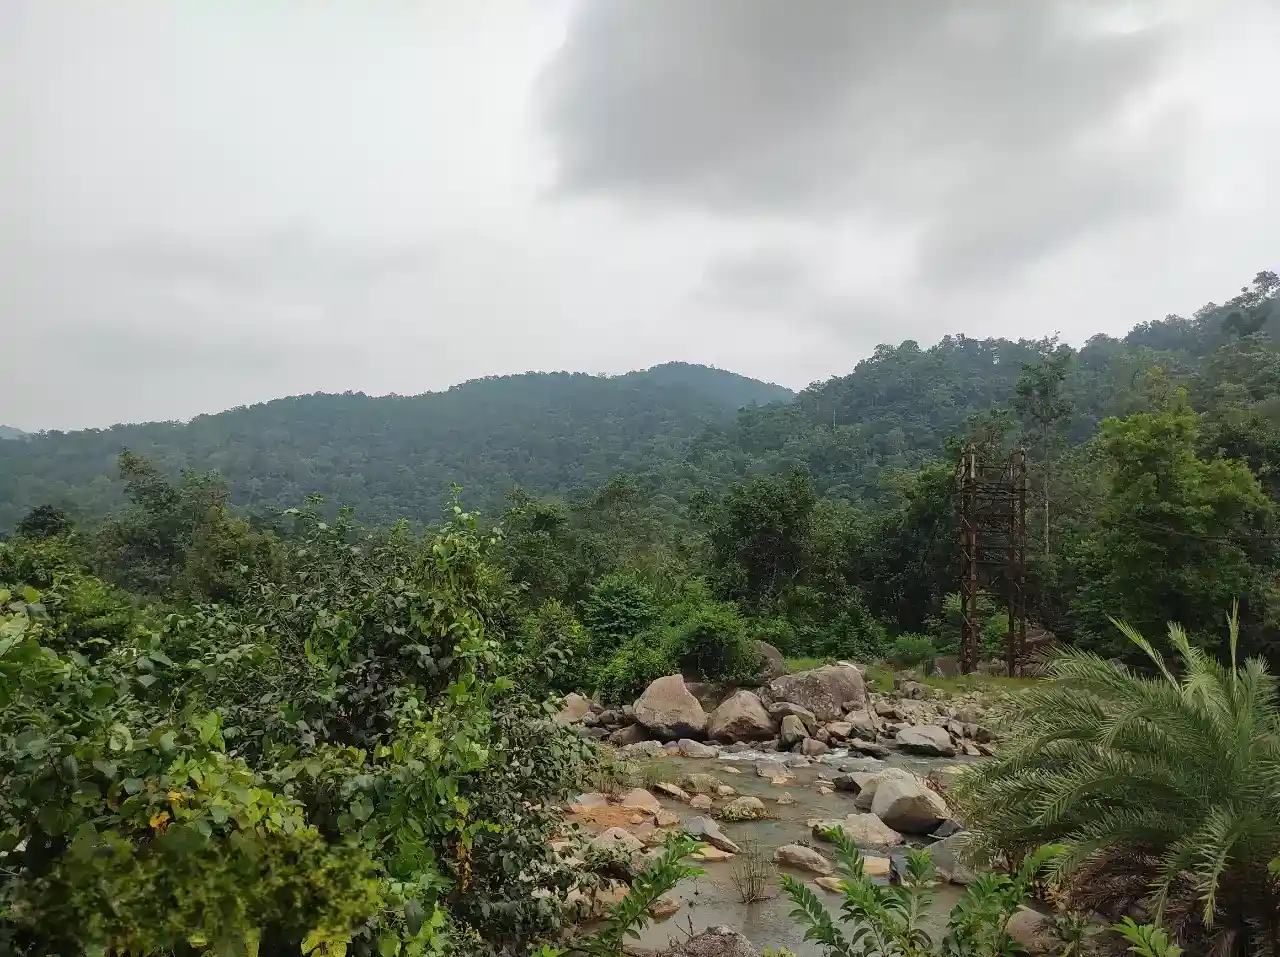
0,426,27,441
0,362,793,528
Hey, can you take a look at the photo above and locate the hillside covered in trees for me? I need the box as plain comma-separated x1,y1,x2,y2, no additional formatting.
0,362,792,529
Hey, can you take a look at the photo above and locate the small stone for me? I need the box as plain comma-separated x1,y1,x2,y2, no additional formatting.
825,721,853,741
814,876,846,894
593,827,643,855
681,773,723,795
630,814,646,825
656,809,680,827
756,760,788,778
715,784,737,797
720,796,766,821
721,765,742,774
863,856,891,878
776,792,795,805
650,895,682,919
773,844,833,875
619,788,661,814
679,739,720,759
684,815,741,852
770,775,790,786
800,738,829,757
655,782,691,802
690,794,713,810
816,785,834,796
692,845,734,862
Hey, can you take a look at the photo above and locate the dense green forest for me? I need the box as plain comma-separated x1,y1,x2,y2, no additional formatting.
0,363,792,530
4,270,1280,675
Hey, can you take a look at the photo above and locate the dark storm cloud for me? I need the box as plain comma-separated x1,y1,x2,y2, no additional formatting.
540,1,1188,281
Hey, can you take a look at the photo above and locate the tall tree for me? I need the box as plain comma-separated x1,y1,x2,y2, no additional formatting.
1015,341,1074,560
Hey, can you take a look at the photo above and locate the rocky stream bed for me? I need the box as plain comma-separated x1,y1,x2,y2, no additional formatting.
549,662,1051,956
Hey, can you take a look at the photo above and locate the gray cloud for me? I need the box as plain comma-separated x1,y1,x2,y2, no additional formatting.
541,1,1190,281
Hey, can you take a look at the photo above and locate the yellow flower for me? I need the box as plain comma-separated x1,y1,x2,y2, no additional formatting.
150,810,170,831
166,790,185,805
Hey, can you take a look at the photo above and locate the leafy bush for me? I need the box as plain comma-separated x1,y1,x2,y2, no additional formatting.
582,572,658,658
0,501,598,956
781,827,1062,956
662,586,760,685
954,611,1280,956
518,598,594,693
594,635,673,705
887,632,939,669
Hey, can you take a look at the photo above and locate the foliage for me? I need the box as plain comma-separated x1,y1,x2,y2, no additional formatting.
730,839,775,904
780,827,1061,957
1113,918,1184,957
582,572,658,659
887,633,940,670
1067,397,1275,659
0,496,600,956
955,611,1280,956
14,504,73,540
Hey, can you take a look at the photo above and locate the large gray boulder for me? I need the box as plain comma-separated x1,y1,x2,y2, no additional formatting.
773,844,833,875
896,725,957,757
872,774,951,834
707,690,775,743
753,640,788,680
634,675,708,741
767,664,868,722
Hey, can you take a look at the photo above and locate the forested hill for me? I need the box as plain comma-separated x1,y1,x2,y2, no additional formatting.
0,426,27,441
0,362,792,529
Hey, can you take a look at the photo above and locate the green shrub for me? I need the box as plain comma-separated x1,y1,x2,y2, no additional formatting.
664,598,760,685
518,598,593,693
594,635,673,704
955,612,1280,956
887,632,938,669
582,572,657,657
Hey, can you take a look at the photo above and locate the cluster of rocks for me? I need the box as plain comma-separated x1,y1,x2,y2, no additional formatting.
556,659,998,760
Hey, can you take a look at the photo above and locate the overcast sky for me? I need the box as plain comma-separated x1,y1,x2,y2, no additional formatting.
2,0,1278,431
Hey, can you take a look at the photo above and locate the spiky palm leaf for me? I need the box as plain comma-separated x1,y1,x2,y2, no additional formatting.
953,609,1280,956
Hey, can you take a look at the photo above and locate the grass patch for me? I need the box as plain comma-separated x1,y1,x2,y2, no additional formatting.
922,673,1039,695
783,656,833,674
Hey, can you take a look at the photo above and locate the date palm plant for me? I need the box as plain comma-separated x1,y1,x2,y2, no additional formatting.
954,608,1280,956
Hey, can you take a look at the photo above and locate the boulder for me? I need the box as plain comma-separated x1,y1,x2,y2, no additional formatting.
799,737,829,757
656,809,681,827
755,760,789,779
814,727,831,744
684,815,740,853
776,792,795,805
814,812,904,847
872,775,951,834
569,791,609,808
1006,907,1055,955
607,724,649,747
874,699,898,719
692,845,734,862
655,781,691,802
680,773,723,795
753,640,788,680
619,788,661,814
846,710,879,738
593,827,643,855
773,844,833,875
847,739,892,759
650,895,682,920
931,655,962,678
690,794,712,810
767,701,818,733
707,690,775,743
895,725,957,757
679,738,720,759
634,675,708,741
720,795,766,821
779,714,809,749
618,739,667,759
928,765,970,791
768,664,868,722
856,767,913,810
825,721,853,741
675,926,757,957
554,692,592,725
928,831,978,885
832,771,877,795
597,708,624,728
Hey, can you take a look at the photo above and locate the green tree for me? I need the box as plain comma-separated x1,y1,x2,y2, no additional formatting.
1068,398,1274,658
1015,342,1074,560
14,503,74,540
955,613,1280,956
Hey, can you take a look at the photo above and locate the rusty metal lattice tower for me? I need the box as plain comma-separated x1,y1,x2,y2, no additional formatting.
958,444,1028,675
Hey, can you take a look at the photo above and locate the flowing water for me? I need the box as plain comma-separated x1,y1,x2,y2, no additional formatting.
590,748,978,954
